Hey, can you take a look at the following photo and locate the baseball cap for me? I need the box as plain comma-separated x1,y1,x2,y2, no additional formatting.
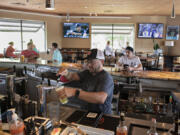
87,49,105,60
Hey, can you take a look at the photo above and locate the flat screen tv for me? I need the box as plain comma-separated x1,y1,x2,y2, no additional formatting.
138,23,164,39
63,23,89,38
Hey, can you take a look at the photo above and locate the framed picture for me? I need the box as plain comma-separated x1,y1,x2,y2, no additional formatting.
166,25,179,40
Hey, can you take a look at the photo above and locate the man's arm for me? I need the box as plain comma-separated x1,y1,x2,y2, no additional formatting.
59,87,108,104
59,69,80,81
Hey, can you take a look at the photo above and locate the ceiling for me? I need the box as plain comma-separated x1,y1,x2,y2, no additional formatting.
0,0,179,16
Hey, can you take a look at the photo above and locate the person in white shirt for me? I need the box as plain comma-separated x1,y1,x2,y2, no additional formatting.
117,46,143,71
105,41,114,56
104,41,115,65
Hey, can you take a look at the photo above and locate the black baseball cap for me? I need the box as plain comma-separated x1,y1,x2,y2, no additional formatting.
87,49,105,60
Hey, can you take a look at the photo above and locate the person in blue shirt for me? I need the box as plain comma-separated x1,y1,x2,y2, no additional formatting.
52,42,62,64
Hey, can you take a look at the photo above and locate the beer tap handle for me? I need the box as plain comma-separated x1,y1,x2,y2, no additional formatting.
24,66,27,75
41,74,44,84
48,79,51,86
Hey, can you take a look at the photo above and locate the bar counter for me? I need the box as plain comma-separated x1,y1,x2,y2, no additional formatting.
1,58,180,81
55,105,173,134
104,67,180,81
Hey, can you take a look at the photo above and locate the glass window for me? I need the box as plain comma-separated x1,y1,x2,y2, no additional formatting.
22,20,46,51
91,24,134,52
0,19,21,53
0,18,46,54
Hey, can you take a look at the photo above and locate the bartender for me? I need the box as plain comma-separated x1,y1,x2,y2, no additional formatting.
117,46,143,71
57,49,114,114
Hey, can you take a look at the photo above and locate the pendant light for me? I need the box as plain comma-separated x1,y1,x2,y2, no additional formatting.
66,13,70,22
171,0,175,18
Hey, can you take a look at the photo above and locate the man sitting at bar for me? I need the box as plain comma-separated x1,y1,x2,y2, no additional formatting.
117,46,143,71
21,42,39,59
5,41,17,58
57,49,114,114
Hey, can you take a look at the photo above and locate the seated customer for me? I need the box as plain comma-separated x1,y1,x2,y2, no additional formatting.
117,46,143,71
52,43,62,64
32,44,39,54
57,49,114,114
21,42,39,59
6,42,17,58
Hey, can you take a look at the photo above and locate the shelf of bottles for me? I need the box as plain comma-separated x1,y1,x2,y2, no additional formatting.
118,90,177,118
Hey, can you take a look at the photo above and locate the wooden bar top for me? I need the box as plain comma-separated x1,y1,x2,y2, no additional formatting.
1,58,180,81
104,67,180,81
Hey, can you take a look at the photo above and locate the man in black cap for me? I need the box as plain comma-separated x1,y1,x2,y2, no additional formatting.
58,49,114,114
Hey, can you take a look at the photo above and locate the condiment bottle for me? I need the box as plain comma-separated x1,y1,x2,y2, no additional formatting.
116,112,127,135
9,110,25,135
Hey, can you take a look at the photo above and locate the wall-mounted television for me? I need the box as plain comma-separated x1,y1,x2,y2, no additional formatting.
138,23,164,39
63,23,89,38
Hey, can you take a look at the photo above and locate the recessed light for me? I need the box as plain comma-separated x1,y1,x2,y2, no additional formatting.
84,6,88,8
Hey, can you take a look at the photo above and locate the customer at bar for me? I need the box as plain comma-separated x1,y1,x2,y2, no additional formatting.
32,44,39,54
52,42,62,64
117,46,143,71
6,41,17,58
58,49,114,114
21,42,39,59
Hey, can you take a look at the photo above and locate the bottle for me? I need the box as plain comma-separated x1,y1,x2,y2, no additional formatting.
168,113,179,135
174,113,179,135
147,118,158,135
0,107,2,131
116,113,127,135
9,110,25,135
147,96,153,113
167,96,173,117
20,55,24,62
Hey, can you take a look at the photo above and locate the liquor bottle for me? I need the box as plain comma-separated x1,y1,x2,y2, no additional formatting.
147,118,158,135
168,113,179,135
0,107,2,131
154,97,160,114
174,113,179,135
162,96,167,114
167,96,173,117
147,96,153,113
116,113,127,135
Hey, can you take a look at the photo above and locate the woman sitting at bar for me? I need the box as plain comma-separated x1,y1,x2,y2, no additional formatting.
21,42,39,60
5,41,17,58
117,46,143,71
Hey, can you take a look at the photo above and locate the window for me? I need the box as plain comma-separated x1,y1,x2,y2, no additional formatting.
0,18,46,54
91,24,134,51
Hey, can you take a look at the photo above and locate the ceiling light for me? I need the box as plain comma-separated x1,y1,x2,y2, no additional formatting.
171,0,175,18
46,0,55,10
84,6,88,8
66,13,70,22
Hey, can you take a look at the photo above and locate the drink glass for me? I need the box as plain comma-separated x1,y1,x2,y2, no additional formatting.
47,101,60,125
55,86,68,104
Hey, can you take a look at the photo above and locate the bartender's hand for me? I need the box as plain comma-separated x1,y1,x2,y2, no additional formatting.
60,69,69,76
56,69,68,76
57,87,76,98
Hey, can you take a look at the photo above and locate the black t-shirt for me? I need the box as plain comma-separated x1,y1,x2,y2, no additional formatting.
78,70,114,114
